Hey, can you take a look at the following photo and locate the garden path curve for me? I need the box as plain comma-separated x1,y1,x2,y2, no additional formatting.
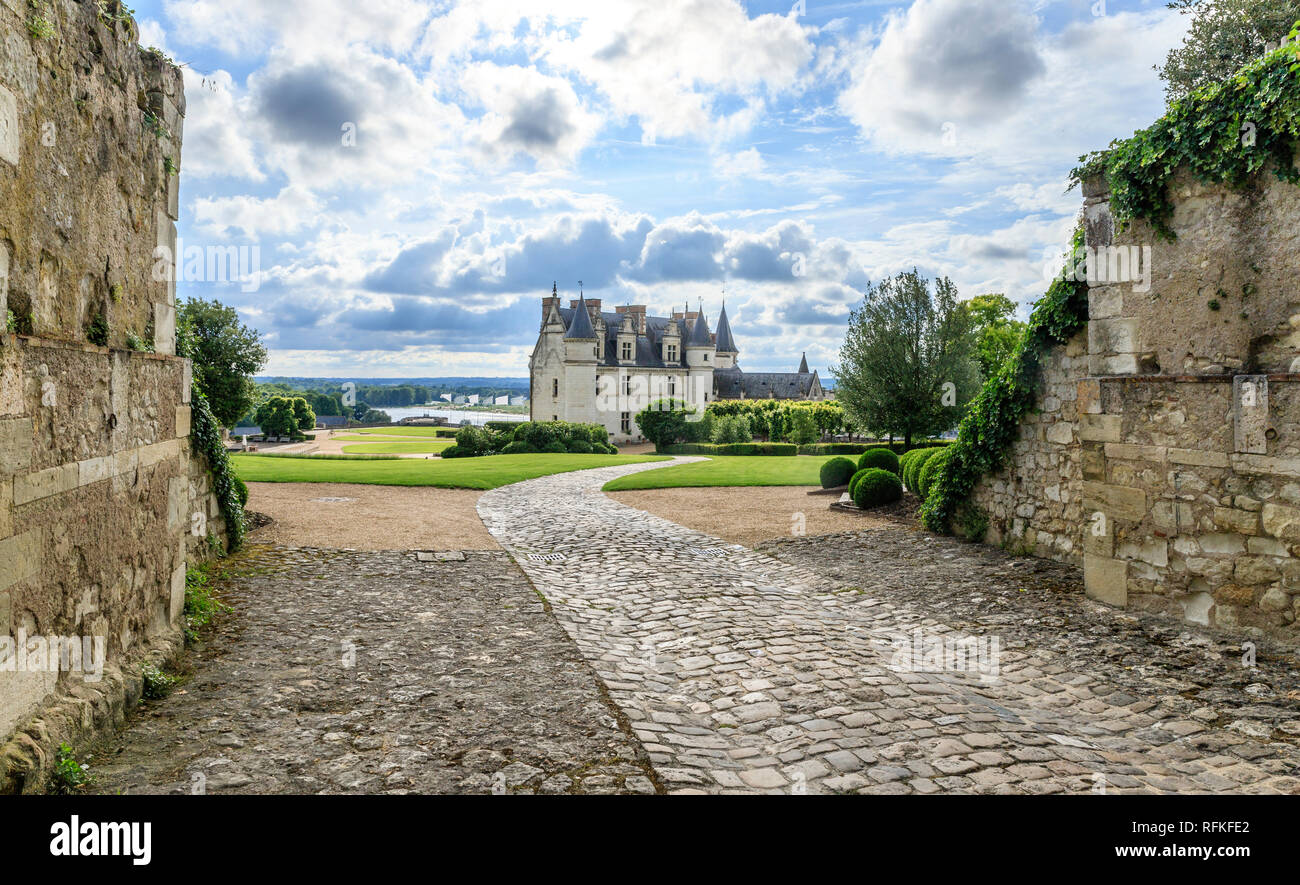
478,459,1300,794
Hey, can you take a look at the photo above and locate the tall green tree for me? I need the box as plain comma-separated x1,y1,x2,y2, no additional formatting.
831,270,978,448
1158,0,1300,103
635,399,695,452
960,293,1027,381
178,298,268,429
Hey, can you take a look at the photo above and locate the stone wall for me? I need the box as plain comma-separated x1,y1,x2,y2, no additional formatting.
0,1,216,792
967,163,1300,638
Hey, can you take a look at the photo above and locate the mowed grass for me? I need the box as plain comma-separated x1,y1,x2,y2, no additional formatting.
340,440,454,454
233,452,669,490
601,455,840,491
334,426,460,438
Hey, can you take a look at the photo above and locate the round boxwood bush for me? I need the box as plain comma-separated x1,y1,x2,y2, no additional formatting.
852,468,902,509
542,441,567,454
904,447,941,492
857,447,900,475
820,456,857,489
847,468,870,499
916,448,952,499
568,440,594,454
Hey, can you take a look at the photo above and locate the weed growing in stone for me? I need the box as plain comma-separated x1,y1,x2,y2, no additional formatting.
51,743,91,793
140,662,178,700
183,564,230,642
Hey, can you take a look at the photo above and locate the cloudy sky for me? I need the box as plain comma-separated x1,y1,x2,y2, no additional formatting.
134,0,1189,379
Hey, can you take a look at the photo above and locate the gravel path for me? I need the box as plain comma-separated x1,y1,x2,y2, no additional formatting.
480,459,1300,794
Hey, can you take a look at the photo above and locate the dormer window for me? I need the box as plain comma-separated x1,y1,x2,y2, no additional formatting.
666,344,677,362
621,341,633,361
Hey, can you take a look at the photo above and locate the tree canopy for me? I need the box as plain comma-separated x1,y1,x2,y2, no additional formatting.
178,297,268,429
1158,0,1300,102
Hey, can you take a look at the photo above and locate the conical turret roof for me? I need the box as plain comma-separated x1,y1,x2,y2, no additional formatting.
564,292,596,339
715,303,737,353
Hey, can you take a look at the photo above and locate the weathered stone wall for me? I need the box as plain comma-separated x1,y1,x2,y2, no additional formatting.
970,332,1088,562
967,163,1300,638
0,1,215,792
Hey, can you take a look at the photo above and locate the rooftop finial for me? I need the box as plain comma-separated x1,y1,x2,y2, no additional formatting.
552,281,557,295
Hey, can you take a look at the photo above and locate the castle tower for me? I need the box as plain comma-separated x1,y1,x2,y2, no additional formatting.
714,302,738,370
561,290,599,423
684,301,716,411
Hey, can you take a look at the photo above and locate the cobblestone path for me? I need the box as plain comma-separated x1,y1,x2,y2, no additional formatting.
479,461,1300,794
90,547,654,794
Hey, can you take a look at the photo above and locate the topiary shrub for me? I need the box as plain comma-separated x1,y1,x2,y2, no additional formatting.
852,468,902,509
847,468,868,499
904,447,942,492
916,448,952,499
568,440,594,454
858,447,900,475
820,456,857,489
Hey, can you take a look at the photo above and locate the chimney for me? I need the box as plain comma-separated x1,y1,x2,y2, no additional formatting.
616,304,647,334
542,295,560,326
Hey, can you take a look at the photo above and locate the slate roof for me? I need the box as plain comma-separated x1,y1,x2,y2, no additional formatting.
714,303,737,353
563,294,597,339
559,308,690,369
713,367,818,400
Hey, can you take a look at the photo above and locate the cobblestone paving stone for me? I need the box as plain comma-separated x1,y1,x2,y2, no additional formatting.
479,459,1300,795
89,547,655,794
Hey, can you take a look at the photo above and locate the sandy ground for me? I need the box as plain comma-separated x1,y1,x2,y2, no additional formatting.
605,485,890,548
245,482,499,550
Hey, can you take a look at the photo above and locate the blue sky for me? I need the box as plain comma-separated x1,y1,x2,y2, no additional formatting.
133,0,1189,378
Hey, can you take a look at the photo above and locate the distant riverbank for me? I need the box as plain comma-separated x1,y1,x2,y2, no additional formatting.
382,406,528,425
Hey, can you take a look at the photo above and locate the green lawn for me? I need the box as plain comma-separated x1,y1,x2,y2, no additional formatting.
233,452,669,490
340,440,454,454
601,455,840,491
334,426,459,438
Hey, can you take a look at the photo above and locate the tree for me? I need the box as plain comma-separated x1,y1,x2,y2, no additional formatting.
831,270,978,448
789,409,818,445
960,293,1027,381
178,298,268,429
635,399,695,452
255,396,301,439
1158,0,1300,103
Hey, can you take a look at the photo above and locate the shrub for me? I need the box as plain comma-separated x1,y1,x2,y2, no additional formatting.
542,441,568,454
904,447,943,492
568,440,594,454
635,399,695,451
455,424,495,455
51,744,91,794
852,468,903,509
916,448,952,499
858,447,901,476
959,504,990,542
232,476,249,508
820,457,857,489
439,445,465,458
848,469,868,499
664,443,797,456
501,440,530,455
789,409,819,445
713,414,753,444
141,662,178,700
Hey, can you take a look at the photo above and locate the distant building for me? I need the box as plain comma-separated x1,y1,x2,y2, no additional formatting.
509,395,528,406
529,284,827,442
467,394,480,405
494,395,510,405
315,416,348,429
439,393,452,402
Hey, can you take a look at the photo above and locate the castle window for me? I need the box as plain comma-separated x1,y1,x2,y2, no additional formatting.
667,344,677,362
624,376,632,396
621,341,633,361
668,376,676,396
620,412,631,434
703,354,709,362
552,378,558,398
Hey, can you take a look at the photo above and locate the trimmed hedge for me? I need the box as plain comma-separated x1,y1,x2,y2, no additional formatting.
665,443,798,456
847,468,868,499
903,447,943,493
819,457,857,489
797,440,951,456
857,447,900,476
852,468,903,509
917,448,952,499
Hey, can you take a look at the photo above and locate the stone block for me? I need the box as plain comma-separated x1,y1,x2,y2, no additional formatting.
1117,538,1168,568
0,84,17,167
1232,375,1268,454
1261,503,1300,543
1168,447,1229,468
1088,317,1139,355
1078,414,1121,443
1090,353,1138,375
0,477,10,539
181,360,192,404
1077,379,1101,415
14,462,77,505
1213,507,1259,535
1089,287,1124,319
1084,555,1127,606
1104,442,1166,462
0,239,9,320
1046,422,1073,445
0,417,33,473
0,529,40,591
154,302,176,355
1082,481,1146,522
169,564,186,626
1231,453,1300,478
176,405,191,438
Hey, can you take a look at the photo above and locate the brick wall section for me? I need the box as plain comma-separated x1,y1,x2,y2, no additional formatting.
965,165,1300,638
0,3,218,791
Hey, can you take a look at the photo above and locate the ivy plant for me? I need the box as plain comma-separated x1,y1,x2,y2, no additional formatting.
190,381,246,551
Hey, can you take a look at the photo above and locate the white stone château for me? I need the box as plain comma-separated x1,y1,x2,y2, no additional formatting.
529,285,827,442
